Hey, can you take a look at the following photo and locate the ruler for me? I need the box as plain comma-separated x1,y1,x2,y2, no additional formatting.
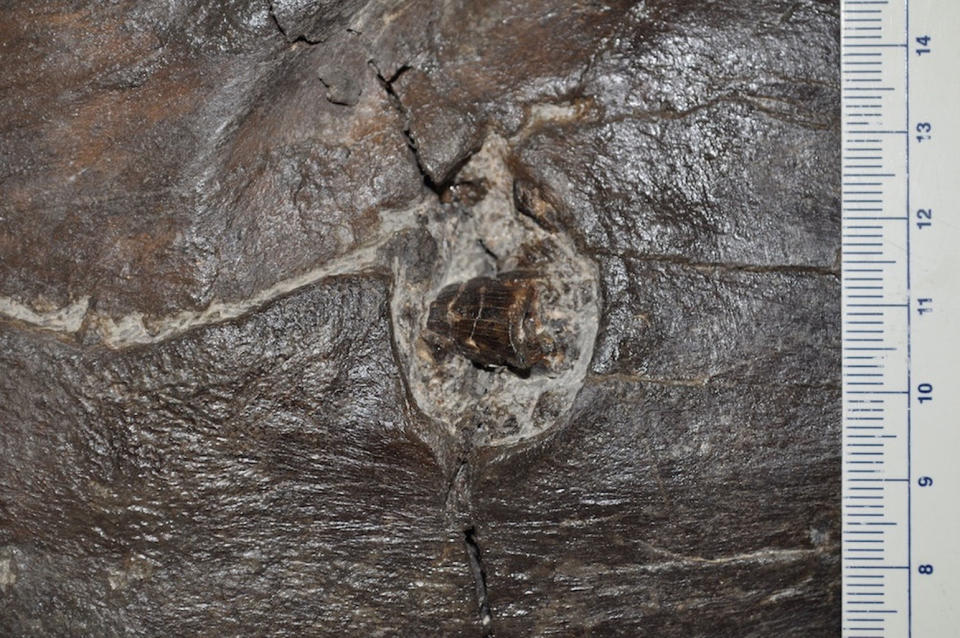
841,1,960,636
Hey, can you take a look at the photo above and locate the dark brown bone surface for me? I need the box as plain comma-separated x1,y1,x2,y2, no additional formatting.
425,273,547,370
0,1,839,636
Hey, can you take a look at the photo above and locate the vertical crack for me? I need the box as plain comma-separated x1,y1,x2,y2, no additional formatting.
464,526,494,636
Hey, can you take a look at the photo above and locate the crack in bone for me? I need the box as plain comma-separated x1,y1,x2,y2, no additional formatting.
464,526,494,636
0,296,90,334
0,199,429,349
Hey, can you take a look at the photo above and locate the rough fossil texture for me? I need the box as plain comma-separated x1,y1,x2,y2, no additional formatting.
0,0,840,636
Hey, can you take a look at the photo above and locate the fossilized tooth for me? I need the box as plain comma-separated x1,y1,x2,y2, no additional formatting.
425,272,550,371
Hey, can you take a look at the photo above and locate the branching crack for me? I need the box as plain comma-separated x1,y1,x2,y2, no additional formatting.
464,526,494,636
370,62,443,195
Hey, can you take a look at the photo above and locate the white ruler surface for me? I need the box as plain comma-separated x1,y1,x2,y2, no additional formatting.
842,1,960,636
